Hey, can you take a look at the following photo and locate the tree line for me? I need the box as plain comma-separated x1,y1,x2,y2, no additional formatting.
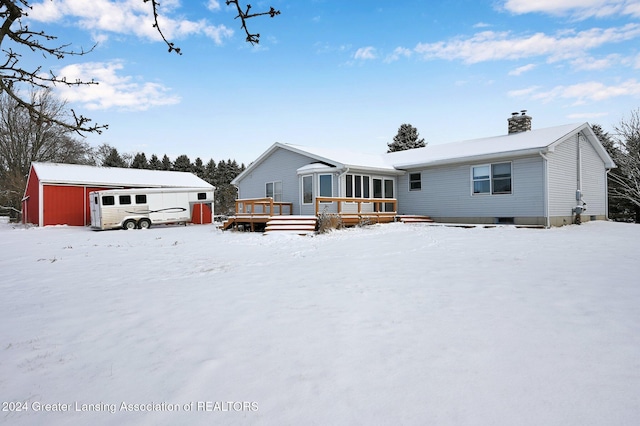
0,89,244,219
98,146,245,216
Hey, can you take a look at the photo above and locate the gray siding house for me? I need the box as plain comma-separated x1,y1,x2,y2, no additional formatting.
232,114,615,227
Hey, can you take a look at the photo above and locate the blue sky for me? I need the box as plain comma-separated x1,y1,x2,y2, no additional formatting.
24,0,640,165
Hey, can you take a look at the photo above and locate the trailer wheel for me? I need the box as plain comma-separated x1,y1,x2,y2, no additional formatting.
138,219,151,229
123,219,137,230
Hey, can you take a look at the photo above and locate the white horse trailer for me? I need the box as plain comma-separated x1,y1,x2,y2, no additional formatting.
89,187,214,230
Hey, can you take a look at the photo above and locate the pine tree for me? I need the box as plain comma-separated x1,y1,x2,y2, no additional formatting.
204,159,217,186
102,147,127,168
131,152,149,169
161,155,172,171
193,157,205,179
173,154,192,172
148,154,162,170
387,124,427,153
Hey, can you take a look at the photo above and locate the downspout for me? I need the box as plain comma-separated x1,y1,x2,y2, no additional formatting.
338,167,350,197
605,169,611,221
539,151,550,228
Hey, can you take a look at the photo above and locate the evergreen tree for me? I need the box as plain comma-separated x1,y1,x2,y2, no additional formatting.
204,159,217,186
193,157,205,179
387,124,427,153
213,159,243,215
102,147,127,168
173,154,192,172
148,154,162,170
161,154,172,170
131,152,149,169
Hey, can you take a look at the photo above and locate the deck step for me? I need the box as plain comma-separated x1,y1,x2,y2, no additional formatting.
264,215,318,235
397,215,434,223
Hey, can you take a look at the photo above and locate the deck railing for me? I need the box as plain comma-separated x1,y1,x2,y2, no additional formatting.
314,197,397,216
235,198,293,217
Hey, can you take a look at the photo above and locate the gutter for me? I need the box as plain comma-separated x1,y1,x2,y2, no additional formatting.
393,147,547,170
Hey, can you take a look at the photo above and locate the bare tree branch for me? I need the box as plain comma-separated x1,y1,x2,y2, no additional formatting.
226,0,281,45
0,0,281,137
0,0,107,134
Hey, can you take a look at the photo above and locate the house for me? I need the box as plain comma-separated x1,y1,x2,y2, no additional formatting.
23,162,214,227
231,113,615,227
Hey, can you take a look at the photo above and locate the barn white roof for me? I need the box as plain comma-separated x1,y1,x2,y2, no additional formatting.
31,162,213,189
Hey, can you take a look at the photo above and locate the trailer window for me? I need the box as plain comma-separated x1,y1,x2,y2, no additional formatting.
102,196,115,206
119,195,132,205
197,192,207,200
135,194,147,204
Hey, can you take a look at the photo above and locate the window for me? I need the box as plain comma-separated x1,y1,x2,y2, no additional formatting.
266,181,282,201
135,194,147,204
302,175,312,204
319,174,332,197
345,174,371,198
491,163,512,194
409,173,422,191
472,162,512,195
197,192,207,200
102,195,115,206
119,195,131,205
473,165,491,194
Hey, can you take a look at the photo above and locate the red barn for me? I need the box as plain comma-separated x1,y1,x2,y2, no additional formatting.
23,163,215,227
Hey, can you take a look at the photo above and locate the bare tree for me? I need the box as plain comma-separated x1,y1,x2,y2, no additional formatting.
608,109,640,222
1,1,280,132
0,88,93,218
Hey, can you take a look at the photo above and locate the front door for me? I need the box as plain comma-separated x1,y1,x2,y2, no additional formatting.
372,178,395,212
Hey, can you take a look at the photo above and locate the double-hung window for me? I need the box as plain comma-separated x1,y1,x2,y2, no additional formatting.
472,162,512,195
266,181,282,201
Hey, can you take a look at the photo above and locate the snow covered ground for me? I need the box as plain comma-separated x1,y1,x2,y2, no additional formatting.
1,221,639,426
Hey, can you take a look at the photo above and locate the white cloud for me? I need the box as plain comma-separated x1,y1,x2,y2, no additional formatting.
28,0,233,45
510,79,640,105
354,46,377,60
507,86,542,97
384,47,412,63
509,63,536,76
207,0,221,11
566,111,610,120
502,0,640,19
570,54,621,70
53,61,181,111
412,24,640,64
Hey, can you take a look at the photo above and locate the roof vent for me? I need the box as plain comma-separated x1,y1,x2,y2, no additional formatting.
508,110,532,134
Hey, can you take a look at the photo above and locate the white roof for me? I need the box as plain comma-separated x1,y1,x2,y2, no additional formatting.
284,143,395,171
31,162,213,188
233,122,615,185
386,122,597,168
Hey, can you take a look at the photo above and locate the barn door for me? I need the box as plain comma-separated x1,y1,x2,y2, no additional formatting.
191,203,213,224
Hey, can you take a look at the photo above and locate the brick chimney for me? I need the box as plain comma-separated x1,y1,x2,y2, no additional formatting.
508,110,532,134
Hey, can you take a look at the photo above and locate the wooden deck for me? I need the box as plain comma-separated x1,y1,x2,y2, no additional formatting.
222,197,433,233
